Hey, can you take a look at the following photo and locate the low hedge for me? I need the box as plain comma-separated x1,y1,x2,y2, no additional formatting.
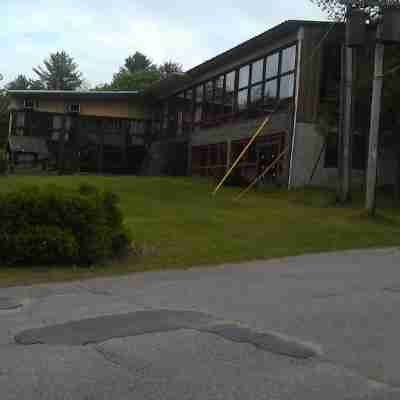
0,183,132,266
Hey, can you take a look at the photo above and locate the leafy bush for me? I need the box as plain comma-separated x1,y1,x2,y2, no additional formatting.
0,148,7,174
0,184,132,266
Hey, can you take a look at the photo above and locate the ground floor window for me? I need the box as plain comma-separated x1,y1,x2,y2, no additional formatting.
191,132,287,182
191,142,227,178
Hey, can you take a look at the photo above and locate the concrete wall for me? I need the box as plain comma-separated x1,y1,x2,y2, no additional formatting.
290,122,364,188
290,122,397,188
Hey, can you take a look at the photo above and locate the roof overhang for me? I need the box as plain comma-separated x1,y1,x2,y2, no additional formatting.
146,20,337,100
7,90,142,101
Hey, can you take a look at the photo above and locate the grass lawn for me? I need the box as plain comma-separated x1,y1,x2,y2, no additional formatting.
1,174,400,287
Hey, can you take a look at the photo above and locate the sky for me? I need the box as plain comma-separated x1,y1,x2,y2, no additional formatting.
1,0,327,88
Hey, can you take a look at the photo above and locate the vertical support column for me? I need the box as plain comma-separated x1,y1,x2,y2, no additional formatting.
74,115,81,173
366,26,384,214
57,115,67,174
97,128,104,174
226,140,232,171
340,45,353,202
8,111,14,172
122,124,129,172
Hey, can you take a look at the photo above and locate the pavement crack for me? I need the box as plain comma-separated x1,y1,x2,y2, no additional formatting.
93,345,133,373
318,357,400,392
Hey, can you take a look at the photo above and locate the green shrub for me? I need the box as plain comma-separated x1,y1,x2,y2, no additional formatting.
0,184,132,266
0,148,7,174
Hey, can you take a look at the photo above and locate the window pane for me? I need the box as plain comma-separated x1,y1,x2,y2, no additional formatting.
280,73,295,99
205,81,214,100
215,76,224,100
281,46,296,74
265,53,279,79
250,84,263,105
264,79,278,101
225,71,236,92
196,85,204,103
224,71,236,114
251,59,263,84
238,89,248,110
215,76,225,116
238,65,250,89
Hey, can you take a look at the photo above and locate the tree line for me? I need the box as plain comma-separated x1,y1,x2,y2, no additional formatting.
4,50,182,91
0,50,181,144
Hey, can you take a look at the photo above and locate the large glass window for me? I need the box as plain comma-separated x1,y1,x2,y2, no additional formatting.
204,81,214,121
183,90,193,133
238,65,250,89
251,59,264,84
214,75,225,117
224,71,236,115
281,45,296,74
264,79,278,102
164,44,297,132
250,84,263,105
265,53,279,79
194,85,204,124
238,89,248,110
280,74,295,99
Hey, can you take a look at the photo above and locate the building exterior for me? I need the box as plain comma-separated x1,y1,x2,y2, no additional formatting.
8,19,393,187
7,90,157,173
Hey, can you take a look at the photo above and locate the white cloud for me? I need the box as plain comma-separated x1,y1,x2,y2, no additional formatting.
1,0,326,87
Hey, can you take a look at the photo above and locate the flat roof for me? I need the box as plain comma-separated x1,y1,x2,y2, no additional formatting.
7,90,141,100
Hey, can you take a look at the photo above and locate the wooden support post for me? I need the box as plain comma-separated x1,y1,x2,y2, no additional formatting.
122,125,129,172
74,116,81,173
343,45,353,202
97,129,104,174
226,140,232,171
366,25,384,215
57,115,67,174
338,44,353,203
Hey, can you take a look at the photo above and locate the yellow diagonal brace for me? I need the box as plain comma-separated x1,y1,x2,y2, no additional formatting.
212,107,278,196
234,145,289,201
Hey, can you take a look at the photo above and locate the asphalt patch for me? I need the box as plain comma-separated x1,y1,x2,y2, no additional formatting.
0,297,23,311
14,310,321,359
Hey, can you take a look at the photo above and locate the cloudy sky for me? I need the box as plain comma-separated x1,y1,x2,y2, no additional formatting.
1,0,327,87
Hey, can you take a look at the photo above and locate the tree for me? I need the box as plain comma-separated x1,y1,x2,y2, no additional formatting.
6,74,31,90
123,52,156,74
158,61,183,78
97,52,184,91
6,74,44,90
310,1,399,20
98,52,161,91
102,70,161,91
33,51,83,90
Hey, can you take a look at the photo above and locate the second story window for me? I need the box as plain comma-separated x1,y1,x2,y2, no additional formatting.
67,103,80,114
24,99,39,109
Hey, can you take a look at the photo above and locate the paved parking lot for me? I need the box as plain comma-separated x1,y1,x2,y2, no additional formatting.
1,248,400,399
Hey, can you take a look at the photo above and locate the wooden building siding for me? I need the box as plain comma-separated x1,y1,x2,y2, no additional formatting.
10,98,150,120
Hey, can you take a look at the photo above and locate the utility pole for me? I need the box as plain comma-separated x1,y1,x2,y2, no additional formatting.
338,5,355,203
366,24,384,214
341,44,353,203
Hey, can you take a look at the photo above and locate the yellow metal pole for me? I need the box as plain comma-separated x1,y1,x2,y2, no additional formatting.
235,146,289,201
212,108,278,196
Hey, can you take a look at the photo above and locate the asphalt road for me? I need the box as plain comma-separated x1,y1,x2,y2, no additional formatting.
1,248,400,399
